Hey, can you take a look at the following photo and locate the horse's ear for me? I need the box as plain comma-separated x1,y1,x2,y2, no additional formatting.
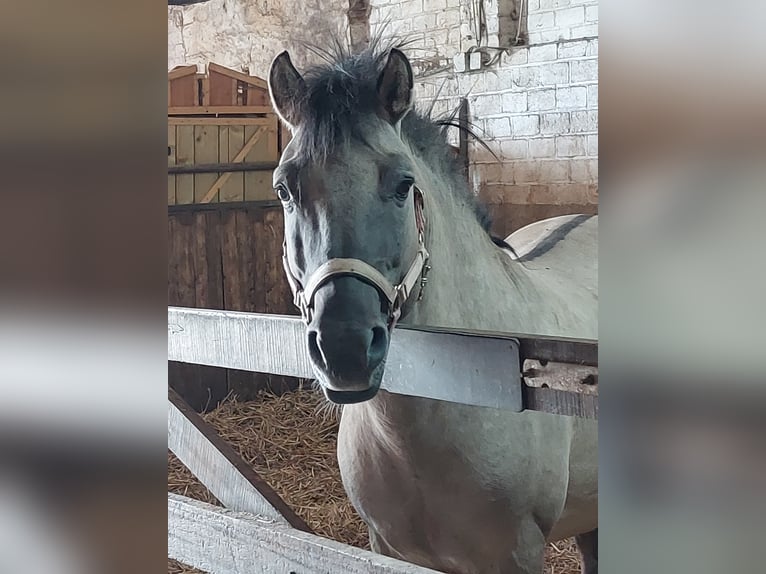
268,51,306,130
376,48,413,125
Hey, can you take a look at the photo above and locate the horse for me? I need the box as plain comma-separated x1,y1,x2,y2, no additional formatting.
266,42,598,574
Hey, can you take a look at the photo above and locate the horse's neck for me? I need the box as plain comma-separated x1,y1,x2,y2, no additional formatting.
403,180,547,335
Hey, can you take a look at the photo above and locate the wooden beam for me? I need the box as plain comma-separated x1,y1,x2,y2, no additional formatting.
168,117,275,126
168,105,273,116
168,160,278,175
208,62,268,89
169,494,442,574
168,65,198,81
200,127,266,203
167,200,281,214
522,384,598,420
168,389,312,531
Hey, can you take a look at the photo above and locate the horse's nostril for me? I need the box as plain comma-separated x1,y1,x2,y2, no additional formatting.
368,326,388,369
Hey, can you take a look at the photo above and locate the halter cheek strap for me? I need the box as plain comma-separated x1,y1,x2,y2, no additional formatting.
282,186,430,330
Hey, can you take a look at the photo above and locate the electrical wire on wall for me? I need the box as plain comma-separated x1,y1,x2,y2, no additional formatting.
466,0,527,68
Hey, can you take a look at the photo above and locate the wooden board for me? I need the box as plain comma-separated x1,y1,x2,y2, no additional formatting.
209,68,236,106
220,125,245,201
169,74,197,107
168,105,272,116
208,62,268,89
168,117,276,126
168,389,311,531
175,126,195,204
194,125,219,202
169,494,442,574
244,123,274,201
168,125,176,205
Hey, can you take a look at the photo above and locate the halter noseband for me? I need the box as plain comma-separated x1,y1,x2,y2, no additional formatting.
282,186,431,330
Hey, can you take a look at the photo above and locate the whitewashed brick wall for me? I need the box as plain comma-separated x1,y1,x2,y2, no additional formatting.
371,0,599,233
168,0,347,80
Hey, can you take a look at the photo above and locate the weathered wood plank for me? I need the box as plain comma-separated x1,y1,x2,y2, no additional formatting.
168,494,442,574
168,390,311,530
167,105,272,116
168,160,278,175
194,125,220,202
208,62,269,89
522,383,598,420
243,124,274,201
175,126,195,204
169,117,277,126
168,124,177,205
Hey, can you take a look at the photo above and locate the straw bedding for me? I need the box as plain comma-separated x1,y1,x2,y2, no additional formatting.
168,389,582,573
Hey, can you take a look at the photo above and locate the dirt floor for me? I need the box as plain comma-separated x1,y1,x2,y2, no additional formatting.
168,390,582,573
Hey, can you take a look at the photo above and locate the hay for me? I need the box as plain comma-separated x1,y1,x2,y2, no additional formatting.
168,389,583,573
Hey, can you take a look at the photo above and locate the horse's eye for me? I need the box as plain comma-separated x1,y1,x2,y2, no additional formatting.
395,178,414,201
275,184,291,203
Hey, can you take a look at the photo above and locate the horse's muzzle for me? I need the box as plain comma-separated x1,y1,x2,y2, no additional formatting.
305,279,390,403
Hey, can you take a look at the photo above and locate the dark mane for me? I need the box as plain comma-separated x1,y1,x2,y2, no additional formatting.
294,38,506,242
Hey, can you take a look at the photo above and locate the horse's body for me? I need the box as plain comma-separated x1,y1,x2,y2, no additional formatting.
267,43,597,574
337,204,598,574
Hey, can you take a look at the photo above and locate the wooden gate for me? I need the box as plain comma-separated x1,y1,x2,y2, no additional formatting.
167,63,288,206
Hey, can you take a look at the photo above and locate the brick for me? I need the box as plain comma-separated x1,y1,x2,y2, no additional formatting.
539,62,570,85
571,23,599,38
423,0,447,11
512,161,541,184
500,140,528,159
570,158,598,183
512,66,539,88
413,13,437,29
527,0,541,10
512,115,540,136
503,185,534,203
486,117,512,138
436,10,459,28
556,135,587,157
474,164,503,187
529,137,556,158
504,48,528,66
571,110,598,133
570,59,598,83
558,40,588,59
483,71,500,92
480,184,509,203
586,5,598,22
587,84,598,107
540,160,571,183
528,11,554,31
586,38,598,56
528,44,557,63
399,0,423,14
544,183,594,205
472,94,503,116
501,91,527,113
587,134,598,156
541,112,570,135
556,86,587,108
528,29,564,44
539,0,572,8
528,89,556,111
556,7,585,28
